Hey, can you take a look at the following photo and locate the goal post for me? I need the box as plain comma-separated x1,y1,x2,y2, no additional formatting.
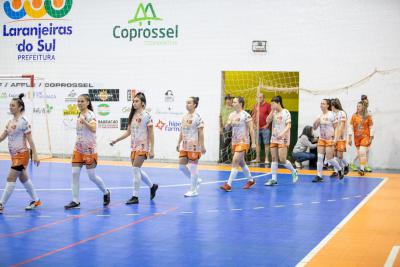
0,74,53,160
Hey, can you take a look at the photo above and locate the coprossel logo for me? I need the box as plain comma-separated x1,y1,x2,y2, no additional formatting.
4,0,73,20
128,2,162,26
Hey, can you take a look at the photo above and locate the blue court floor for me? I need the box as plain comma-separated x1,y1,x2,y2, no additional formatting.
0,161,383,267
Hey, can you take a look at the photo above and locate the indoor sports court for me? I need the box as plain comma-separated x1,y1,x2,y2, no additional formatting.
1,1,400,266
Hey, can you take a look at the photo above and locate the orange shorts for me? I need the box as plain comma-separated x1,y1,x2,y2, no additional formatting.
318,139,335,147
11,151,30,168
270,143,288,148
335,140,347,152
232,144,249,153
72,150,98,165
179,151,201,161
131,151,149,160
354,137,370,148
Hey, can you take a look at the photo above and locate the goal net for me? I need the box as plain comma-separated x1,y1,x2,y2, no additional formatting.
0,74,53,160
220,71,300,164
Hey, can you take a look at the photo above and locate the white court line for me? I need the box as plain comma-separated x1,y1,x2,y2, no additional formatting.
274,205,285,208
296,177,388,267
384,246,400,267
311,201,320,204
37,215,51,218
125,213,140,216
180,211,193,214
293,203,303,206
253,206,264,209
0,172,271,192
327,199,336,202
96,215,111,217
342,197,350,200
231,208,243,211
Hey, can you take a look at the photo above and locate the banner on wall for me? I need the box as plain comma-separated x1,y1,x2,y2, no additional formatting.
2,0,74,61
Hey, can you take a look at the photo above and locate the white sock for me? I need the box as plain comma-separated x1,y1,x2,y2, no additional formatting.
179,164,191,179
317,153,324,177
189,163,199,191
336,157,344,169
22,180,39,202
0,182,16,205
227,168,238,186
132,167,141,197
87,168,107,194
241,164,253,181
328,158,342,172
72,166,81,203
283,160,296,174
271,162,278,181
140,170,153,188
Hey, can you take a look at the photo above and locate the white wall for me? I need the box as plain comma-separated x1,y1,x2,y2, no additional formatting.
1,0,399,168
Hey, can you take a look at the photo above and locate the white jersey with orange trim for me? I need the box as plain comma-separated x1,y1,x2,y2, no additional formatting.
180,112,204,152
270,109,291,145
335,110,347,141
228,110,252,145
75,110,97,154
5,116,31,157
318,111,337,141
130,111,153,152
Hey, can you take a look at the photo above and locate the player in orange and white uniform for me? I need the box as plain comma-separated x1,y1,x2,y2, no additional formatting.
331,98,350,176
0,94,41,213
64,94,110,209
220,96,256,192
313,99,343,182
177,97,206,197
348,100,373,176
264,96,298,186
111,92,158,204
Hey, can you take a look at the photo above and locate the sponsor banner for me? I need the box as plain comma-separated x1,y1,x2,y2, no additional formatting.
155,119,181,132
98,119,119,129
112,2,180,45
33,104,53,114
65,89,78,102
2,0,74,61
97,103,111,116
63,104,80,116
89,89,120,102
120,118,129,130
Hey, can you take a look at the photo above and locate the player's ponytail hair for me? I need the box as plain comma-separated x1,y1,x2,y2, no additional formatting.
128,92,147,125
190,96,199,108
271,95,284,108
12,93,25,112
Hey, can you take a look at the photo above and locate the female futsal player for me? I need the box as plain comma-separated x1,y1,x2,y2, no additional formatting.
0,94,41,212
64,94,110,209
110,92,158,204
177,97,206,197
312,99,343,182
348,100,373,176
220,96,256,192
264,96,298,186
331,98,349,176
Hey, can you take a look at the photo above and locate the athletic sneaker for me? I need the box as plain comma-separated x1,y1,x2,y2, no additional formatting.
338,170,344,180
25,200,42,210
343,165,350,175
0,203,4,213
64,201,80,209
126,196,139,205
264,179,278,186
312,176,324,183
330,172,338,178
365,166,373,172
358,169,365,176
103,190,111,207
184,190,198,197
243,180,256,189
349,163,358,171
292,170,299,183
150,184,158,200
220,183,232,192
